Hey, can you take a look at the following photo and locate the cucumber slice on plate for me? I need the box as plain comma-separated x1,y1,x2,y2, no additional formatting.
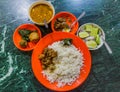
96,35,100,45
86,40,97,49
78,31,89,38
85,24,93,32
90,27,99,37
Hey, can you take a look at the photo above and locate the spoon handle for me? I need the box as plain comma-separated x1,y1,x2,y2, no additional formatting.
70,11,86,28
44,19,48,28
101,37,112,54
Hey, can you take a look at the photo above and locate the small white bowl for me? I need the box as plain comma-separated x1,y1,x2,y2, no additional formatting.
77,23,105,50
28,1,55,26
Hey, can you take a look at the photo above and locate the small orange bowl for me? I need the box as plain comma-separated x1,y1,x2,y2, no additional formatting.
51,12,79,34
13,24,42,51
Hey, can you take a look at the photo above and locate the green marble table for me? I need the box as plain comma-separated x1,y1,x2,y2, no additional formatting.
0,0,120,92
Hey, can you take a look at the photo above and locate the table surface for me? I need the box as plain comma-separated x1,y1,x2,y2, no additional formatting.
0,0,120,92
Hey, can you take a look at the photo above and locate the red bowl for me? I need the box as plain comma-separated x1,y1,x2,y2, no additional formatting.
13,23,42,51
51,12,79,34
32,32,91,91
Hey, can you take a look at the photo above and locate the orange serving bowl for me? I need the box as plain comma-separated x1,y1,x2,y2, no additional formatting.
51,12,79,34
13,23,42,51
31,32,91,91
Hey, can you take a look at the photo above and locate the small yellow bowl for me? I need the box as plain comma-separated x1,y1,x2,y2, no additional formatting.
28,1,55,26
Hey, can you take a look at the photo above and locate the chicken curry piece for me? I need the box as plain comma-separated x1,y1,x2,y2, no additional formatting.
39,48,57,72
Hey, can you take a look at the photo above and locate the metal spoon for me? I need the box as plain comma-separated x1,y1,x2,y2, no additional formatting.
63,11,86,32
70,11,86,29
44,19,48,28
101,36,112,54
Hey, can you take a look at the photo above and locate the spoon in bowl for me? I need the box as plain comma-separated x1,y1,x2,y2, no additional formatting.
63,11,86,32
70,11,86,29
44,19,48,28
101,36,112,54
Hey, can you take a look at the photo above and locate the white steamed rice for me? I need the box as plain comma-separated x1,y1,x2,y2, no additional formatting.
42,41,84,87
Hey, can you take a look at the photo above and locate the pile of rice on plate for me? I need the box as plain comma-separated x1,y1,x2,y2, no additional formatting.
41,40,84,88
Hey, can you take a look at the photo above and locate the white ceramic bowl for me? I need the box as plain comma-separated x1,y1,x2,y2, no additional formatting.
28,1,55,26
77,23,105,50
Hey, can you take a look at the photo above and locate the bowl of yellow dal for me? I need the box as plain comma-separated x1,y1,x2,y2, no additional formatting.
29,1,55,26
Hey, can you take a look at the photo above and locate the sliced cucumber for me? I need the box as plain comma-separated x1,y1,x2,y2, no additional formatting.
96,35,100,45
90,27,99,37
85,24,93,32
78,32,89,38
86,40,97,49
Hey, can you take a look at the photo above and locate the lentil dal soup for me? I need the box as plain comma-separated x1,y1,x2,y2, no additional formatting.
30,4,53,23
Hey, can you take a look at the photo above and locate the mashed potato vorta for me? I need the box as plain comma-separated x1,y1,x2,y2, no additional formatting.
42,41,84,87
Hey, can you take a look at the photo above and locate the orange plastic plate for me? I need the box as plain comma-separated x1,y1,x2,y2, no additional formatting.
51,12,79,34
32,32,91,91
13,23,42,51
